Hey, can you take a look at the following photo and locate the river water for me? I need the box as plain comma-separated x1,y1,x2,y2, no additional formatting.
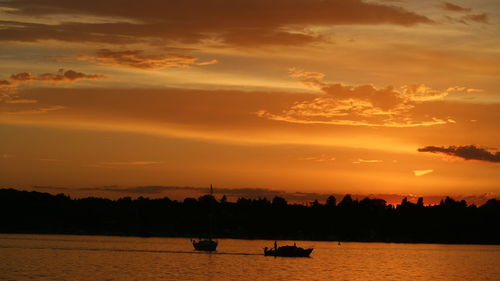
0,234,499,281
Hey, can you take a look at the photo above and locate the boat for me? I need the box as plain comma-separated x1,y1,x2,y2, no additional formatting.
192,238,218,251
191,184,218,251
264,242,313,257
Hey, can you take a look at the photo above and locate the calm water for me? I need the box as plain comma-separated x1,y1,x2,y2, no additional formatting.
1,234,499,281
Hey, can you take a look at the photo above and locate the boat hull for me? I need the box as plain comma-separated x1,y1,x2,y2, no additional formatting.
264,246,313,257
192,239,218,251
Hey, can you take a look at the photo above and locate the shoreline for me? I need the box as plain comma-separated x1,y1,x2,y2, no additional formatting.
2,231,500,246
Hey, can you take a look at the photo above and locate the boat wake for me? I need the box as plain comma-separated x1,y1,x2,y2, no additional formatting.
0,245,260,256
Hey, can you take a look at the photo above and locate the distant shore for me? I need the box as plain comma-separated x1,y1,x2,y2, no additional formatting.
1,188,499,245
2,231,500,246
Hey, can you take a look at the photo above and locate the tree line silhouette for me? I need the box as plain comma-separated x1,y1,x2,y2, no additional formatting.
1,188,499,244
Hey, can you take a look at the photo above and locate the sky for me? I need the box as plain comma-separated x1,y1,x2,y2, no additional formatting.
0,0,499,205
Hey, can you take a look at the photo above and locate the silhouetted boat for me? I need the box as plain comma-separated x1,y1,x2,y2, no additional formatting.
264,243,313,257
192,238,218,251
191,184,218,251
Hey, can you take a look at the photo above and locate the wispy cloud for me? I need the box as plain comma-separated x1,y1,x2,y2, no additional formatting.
353,159,383,164
99,161,163,166
78,49,217,70
257,68,473,127
441,2,489,24
301,155,336,163
1,69,105,112
0,0,432,47
418,145,500,163
87,161,163,168
4,99,38,104
1,69,105,101
39,158,65,162
5,105,66,115
413,169,433,176
442,2,471,12
9,69,106,83
0,80,13,88
464,13,489,24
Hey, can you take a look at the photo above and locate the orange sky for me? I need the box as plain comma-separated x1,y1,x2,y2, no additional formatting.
1,0,499,204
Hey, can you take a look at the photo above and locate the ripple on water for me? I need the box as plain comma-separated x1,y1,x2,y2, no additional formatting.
0,234,499,281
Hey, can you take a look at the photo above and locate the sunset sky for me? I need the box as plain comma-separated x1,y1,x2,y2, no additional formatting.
1,0,499,205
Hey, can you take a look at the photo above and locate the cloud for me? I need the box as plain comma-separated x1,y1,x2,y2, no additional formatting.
1,69,105,107
418,145,500,163
4,86,497,154
353,159,383,164
441,3,489,24
447,13,490,25
0,0,432,47
257,109,450,127
403,84,449,102
301,155,336,162
99,161,162,166
257,68,471,127
78,49,217,70
4,99,38,104
413,169,433,176
442,2,471,12
0,80,13,88
289,67,462,104
87,161,163,168
39,158,65,162
1,69,105,91
221,29,324,47
464,13,489,24
322,84,405,111
4,105,66,115
288,67,326,88
9,69,106,83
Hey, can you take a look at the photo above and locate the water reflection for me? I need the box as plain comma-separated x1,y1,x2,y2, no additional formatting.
0,244,260,256
1,234,499,281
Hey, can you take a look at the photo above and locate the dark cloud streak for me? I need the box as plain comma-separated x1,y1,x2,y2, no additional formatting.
442,2,472,12
440,2,489,24
464,13,489,24
0,0,433,46
9,69,105,83
418,145,500,163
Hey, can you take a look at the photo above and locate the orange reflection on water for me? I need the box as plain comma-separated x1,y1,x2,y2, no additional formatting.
1,234,499,281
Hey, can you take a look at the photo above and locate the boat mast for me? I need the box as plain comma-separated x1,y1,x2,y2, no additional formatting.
208,184,214,240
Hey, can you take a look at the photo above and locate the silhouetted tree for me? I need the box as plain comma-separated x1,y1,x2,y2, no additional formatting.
198,194,217,206
311,200,321,208
417,197,424,207
326,195,336,207
0,188,498,244
401,197,408,206
272,196,287,207
338,194,354,208
483,199,499,209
